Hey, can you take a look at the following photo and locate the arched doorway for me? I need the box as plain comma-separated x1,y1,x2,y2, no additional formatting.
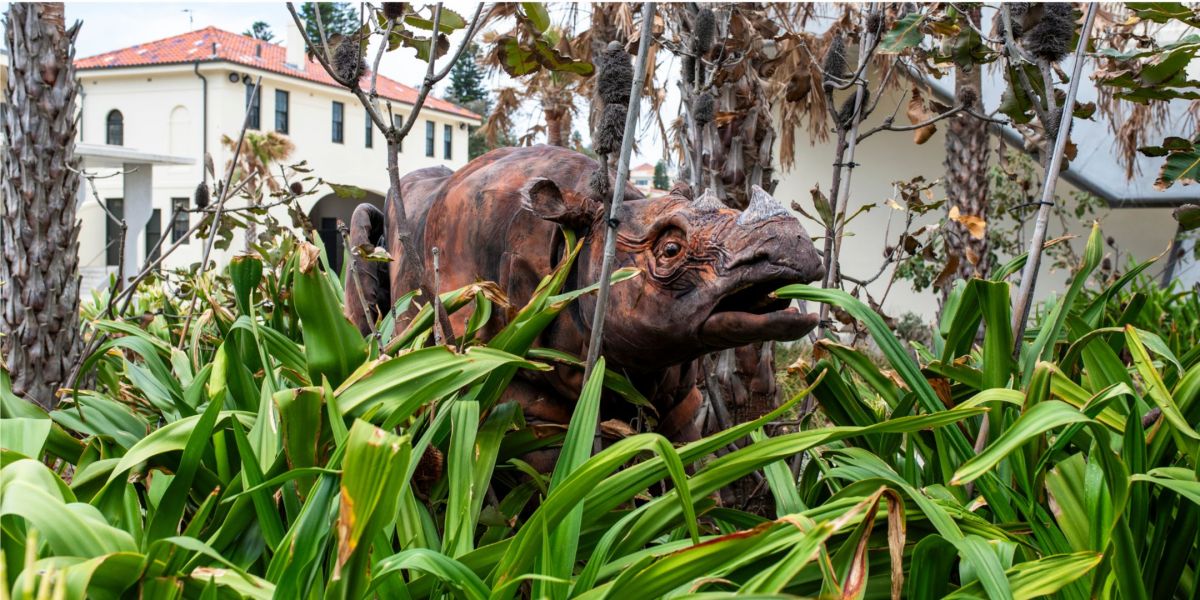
307,190,385,273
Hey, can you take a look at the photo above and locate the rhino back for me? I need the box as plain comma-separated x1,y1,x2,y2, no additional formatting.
419,147,604,302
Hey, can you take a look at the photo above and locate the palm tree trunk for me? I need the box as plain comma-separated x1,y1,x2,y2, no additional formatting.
545,106,566,147
943,6,991,286
1,3,84,409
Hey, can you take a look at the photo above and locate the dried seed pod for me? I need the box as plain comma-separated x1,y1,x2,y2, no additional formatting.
194,182,210,210
822,34,847,86
596,44,633,106
290,181,304,195
999,2,1030,39
589,163,611,200
836,89,870,130
957,85,979,108
682,56,696,86
593,103,627,155
691,8,715,57
382,2,405,20
693,92,715,126
866,11,883,36
332,36,366,83
1023,3,1074,63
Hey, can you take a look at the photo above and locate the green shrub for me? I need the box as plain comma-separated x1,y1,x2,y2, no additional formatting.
1,224,1197,598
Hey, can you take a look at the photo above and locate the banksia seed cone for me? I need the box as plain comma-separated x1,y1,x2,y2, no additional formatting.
382,2,404,20
589,164,611,200
957,86,979,108
1000,3,1030,39
194,182,210,210
596,44,633,106
837,89,870,130
1023,3,1074,63
823,35,847,85
866,12,883,36
693,92,715,126
692,8,715,57
332,37,366,83
682,56,696,86
593,104,627,155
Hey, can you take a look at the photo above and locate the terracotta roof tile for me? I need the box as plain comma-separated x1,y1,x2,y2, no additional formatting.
75,26,479,121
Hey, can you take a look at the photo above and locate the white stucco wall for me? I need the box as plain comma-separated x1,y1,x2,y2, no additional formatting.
773,82,1181,323
75,62,474,289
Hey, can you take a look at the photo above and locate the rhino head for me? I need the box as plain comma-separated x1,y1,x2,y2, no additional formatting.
525,178,825,370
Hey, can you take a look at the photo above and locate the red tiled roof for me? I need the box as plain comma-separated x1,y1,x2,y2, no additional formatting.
631,162,655,172
75,26,479,121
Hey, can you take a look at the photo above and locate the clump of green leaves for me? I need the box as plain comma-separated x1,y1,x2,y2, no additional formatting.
3,219,1199,599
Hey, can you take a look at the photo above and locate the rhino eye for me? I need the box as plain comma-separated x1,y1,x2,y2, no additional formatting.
663,241,682,258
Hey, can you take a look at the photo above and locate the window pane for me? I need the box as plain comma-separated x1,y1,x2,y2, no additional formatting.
425,120,434,157
365,111,373,148
145,209,162,262
106,110,123,146
106,198,124,266
172,197,189,243
246,85,261,130
444,124,452,160
275,90,289,134
332,101,344,143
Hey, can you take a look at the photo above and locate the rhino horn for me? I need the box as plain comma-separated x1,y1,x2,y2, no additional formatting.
736,185,790,225
693,187,726,212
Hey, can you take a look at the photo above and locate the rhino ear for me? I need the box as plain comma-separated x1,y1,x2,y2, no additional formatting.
522,177,600,229
669,180,693,200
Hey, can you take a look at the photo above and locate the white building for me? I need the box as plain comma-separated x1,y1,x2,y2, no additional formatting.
772,69,1197,322
72,24,480,292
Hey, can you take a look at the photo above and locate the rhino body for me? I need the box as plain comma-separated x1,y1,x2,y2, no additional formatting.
346,145,823,450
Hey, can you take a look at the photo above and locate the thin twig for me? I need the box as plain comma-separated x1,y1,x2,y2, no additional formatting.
818,7,878,336
312,2,331,61
856,103,967,143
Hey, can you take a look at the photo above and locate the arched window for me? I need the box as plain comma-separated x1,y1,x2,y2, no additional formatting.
106,109,124,146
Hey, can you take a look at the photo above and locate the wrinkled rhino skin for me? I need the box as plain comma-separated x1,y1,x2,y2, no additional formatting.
345,145,824,451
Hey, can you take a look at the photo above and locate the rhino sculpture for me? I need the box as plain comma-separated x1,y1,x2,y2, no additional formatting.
345,145,823,450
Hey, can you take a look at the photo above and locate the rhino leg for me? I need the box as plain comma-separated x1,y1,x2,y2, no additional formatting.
344,203,390,335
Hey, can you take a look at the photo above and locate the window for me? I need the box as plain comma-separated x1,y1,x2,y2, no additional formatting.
171,197,189,243
331,101,344,143
425,120,435,157
105,110,123,145
275,89,289,134
105,198,124,266
245,84,261,129
365,111,373,148
145,209,162,262
443,124,452,159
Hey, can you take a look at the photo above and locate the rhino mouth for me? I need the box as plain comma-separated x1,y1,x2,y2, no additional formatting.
700,276,819,347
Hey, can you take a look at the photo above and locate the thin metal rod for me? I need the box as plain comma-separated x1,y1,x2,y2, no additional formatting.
584,2,656,452
177,76,262,349
1010,3,1097,349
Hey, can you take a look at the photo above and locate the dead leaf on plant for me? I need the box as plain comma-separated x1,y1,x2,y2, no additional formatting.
948,206,987,239
907,87,938,145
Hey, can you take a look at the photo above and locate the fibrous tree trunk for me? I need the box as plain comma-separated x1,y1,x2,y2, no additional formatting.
1,2,84,409
667,4,783,514
943,5,991,285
